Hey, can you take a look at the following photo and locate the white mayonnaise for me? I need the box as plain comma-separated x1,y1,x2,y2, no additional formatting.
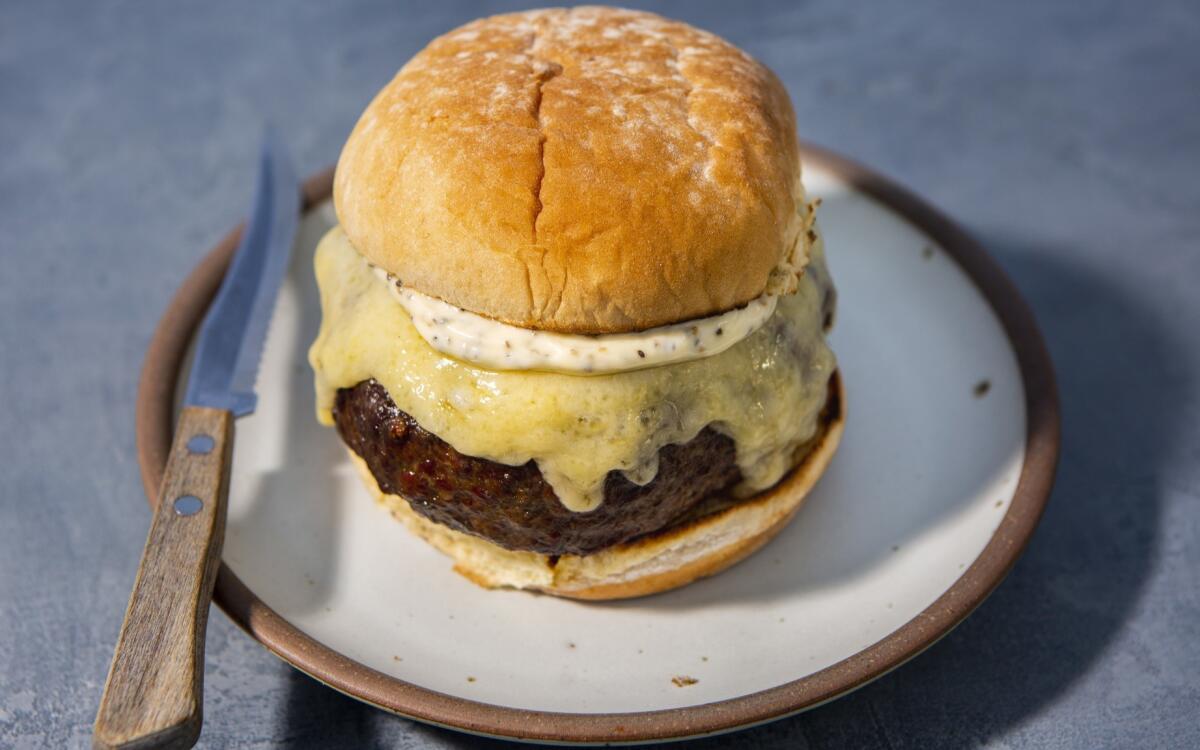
371,266,779,374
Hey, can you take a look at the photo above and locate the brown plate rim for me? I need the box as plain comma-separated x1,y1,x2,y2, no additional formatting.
135,142,1060,744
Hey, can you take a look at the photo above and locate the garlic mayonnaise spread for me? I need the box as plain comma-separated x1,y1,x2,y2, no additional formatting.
309,226,836,513
374,267,780,374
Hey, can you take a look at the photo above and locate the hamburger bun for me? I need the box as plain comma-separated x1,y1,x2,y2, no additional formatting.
334,6,811,334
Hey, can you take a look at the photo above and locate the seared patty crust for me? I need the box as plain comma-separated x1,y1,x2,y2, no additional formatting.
333,380,743,555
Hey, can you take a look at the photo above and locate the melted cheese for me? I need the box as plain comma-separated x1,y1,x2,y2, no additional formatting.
309,226,836,513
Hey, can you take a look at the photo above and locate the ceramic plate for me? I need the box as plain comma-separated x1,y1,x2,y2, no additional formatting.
136,144,1059,744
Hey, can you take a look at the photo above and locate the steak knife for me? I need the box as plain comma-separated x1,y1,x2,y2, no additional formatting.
94,131,299,750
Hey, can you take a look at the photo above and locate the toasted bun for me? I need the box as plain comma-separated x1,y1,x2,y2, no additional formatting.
346,371,843,600
334,6,809,334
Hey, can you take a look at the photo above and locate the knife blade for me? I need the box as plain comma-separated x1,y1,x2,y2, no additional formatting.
94,131,300,750
185,127,299,416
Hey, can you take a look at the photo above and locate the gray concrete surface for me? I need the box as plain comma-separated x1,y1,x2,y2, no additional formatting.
2,1,1198,747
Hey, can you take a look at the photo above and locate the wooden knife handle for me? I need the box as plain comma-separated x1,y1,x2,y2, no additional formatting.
94,406,234,750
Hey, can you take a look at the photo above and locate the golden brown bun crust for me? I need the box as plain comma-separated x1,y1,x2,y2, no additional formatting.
348,371,843,600
334,6,807,334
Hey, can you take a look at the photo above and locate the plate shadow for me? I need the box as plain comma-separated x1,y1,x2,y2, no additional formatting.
709,236,1175,747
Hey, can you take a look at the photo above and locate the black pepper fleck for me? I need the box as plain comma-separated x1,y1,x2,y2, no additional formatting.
974,379,991,397
637,350,645,358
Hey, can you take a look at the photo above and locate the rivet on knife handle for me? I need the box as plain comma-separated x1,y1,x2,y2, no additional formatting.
93,406,233,750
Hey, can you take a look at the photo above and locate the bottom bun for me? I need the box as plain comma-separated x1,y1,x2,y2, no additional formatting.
348,371,844,600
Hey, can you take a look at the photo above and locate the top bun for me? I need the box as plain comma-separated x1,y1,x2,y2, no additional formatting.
334,6,809,334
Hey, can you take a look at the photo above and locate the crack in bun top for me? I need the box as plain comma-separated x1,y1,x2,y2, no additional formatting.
334,6,809,334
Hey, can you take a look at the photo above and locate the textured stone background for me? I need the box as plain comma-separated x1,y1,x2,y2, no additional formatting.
2,1,1198,747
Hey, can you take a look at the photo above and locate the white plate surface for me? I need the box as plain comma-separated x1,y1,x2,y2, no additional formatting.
218,163,1025,714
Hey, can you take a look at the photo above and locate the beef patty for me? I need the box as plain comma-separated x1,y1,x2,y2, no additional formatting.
333,379,744,555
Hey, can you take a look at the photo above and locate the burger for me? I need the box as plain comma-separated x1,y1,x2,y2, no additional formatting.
308,6,844,599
